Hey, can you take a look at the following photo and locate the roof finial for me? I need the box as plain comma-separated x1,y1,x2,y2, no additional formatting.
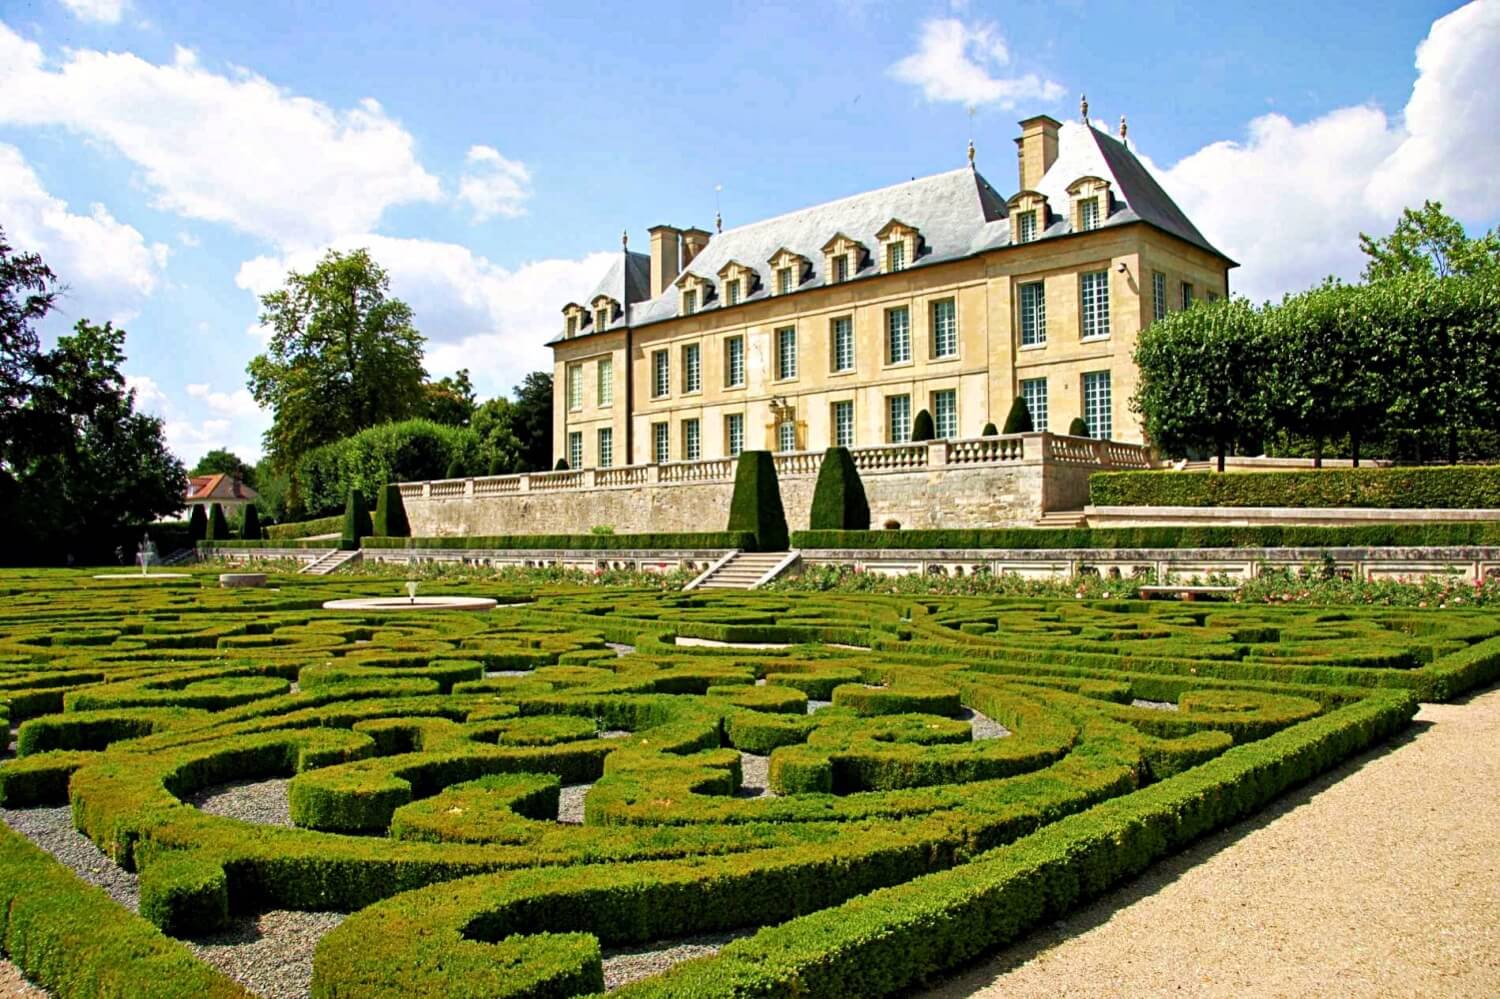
1080,93,1089,124
967,138,975,168
621,229,628,249
715,211,722,234
1119,114,1128,147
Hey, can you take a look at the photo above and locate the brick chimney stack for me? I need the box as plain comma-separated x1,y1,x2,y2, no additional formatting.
1014,115,1061,192
681,227,711,267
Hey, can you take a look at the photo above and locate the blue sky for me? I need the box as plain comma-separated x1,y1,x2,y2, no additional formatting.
1,0,1496,464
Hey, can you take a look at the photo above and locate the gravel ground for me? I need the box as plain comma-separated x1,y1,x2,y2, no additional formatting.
486,669,532,678
924,687,1500,998
806,699,832,714
1131,698,1179,711
188,910,344,999
601,930,752,991
557,784,590,823
0,804,140,912
0,959,47,997
606,642,636,656
737,753,774,798
674,637,790,649
186,778,294,827
961,708,1010,740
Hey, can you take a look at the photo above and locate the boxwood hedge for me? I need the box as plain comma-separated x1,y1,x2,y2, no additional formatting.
793,522,1500,550
1090,465,1500,509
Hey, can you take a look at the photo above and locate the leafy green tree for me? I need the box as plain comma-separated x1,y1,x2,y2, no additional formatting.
0,227,57,441
1360,201,1500,283
421,368,476,427
247,248,427,466
191,448,256,487
1132,298,1271,470
1002,398,1033,434
511,371,553,472
471,396,524,475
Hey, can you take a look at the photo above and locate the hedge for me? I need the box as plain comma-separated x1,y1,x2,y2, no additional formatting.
1090,465,1500,509
808,448,870,532
372,483,410,538
265,515,342,540
728,451,789,551
793,522,1500,550
295,419,480,516
361,532,756,551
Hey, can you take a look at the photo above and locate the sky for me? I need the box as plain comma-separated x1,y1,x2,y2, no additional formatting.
1,0,1497,466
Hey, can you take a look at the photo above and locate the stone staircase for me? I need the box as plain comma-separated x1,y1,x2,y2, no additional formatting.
1033,510,1089,529
299,548,362,575
686,550,800,591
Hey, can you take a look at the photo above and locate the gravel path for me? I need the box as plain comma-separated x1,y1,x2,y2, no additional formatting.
557,784,590,824
1131,698,1179,711
961,708,1009,740
0,959,47,997
0,804,140,912
602,930,752,991
606,642,635,656
806,699,831,714
186,778,294,827
188,911,344,999
925,686,1500,998
737,753,774,798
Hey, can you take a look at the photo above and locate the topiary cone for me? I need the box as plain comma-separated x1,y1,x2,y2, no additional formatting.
1068,417,1090,437
373,482,410,538
340,490,372,550
240,504,261,541
809,447,870,531
911,409,935,442
726,451,789,552
1002,397,1034,434
206,503,229,542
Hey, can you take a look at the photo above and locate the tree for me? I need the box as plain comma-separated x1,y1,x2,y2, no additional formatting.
247,248,427,467
421,369,476,427
1360,201,1500,283
910,409,935,442
1,226,57,447
1132,297,1270,470
511,371,554,472
192,448,256,487
3,319,185,562
1002,398,1033,434
471,396,524,476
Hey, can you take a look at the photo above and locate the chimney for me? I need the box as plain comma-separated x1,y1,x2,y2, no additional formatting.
681,227,711,268
1014,115,1061,192
648,225,682,298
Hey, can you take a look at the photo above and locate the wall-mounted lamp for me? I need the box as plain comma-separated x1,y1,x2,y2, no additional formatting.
1116,261,1129,274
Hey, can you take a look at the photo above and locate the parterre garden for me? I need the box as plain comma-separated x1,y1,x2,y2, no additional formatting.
2,568,1498,997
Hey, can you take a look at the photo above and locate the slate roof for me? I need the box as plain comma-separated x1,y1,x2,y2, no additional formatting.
553,121,1229,343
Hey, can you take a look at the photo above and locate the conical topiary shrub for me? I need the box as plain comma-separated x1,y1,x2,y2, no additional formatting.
1068,417,1090,437
554,457,569,471
340,490,372,550
206,502,229,542
726,451,788,552
188,504,207,542
240,504,261,541
1002,397,1034,434
809,447,870,531
981,422,998,437
911,409,935,442
373,482,410,538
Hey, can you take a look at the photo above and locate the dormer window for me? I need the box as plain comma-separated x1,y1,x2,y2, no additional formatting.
682,289,696,315
822,233,867,285
1016,212,1037,243
1006,191,1048,247
718,260,757,304
726,279,740,306
1080,199,1100,231
566,314,578,337
834,254,849,282
767,249,807,296
875,220,919,275
778,267,795,294
595,306,610,330
1067,177,1112,234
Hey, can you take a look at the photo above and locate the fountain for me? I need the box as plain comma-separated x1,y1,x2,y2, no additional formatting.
138,533,157,575
321,563,496,612
92,530,190,580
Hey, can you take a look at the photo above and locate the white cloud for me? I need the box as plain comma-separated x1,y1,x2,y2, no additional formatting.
57,0,127,24
889,18,1064,108
129,374,269,465
0,143,169,324
125,372,168,409
458,144,532,222
186,383,263,419
1152,0,1500,302
0,23,441,249
237,238,616,396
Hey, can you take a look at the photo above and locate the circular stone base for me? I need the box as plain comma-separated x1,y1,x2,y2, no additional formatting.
91,572,191,580
321,596,498,612
220,572,268,588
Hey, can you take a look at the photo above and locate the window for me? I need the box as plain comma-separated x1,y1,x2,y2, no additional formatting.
887,394,912,443
833,253,849,283
931,298,957,358
1083,371,1112,440
777,267,795,295
725,413,744,456
776,327,798,380
1016,211,1037,244
885,306,911,364
932,389,957,439
831,316,854,372
1181,282,1195,309
566,364,582,410
1021,378,1048,433
652,350,670,398
726,279,740,306
1208,291,1220,302
1079,197,1100,231
681,289,696,316
777,420,797,452
1081,270,1110,339
832,400,854,447
1019,281,1047,346
597,357,613,406
725,336,745,388
567,431,582,470
886,241,906,272
566,314,578,337
595,306,610,330
682,343,701,393
652,422,669,464
597,428,613,468
1152,271,1167,322
682,418,701,461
